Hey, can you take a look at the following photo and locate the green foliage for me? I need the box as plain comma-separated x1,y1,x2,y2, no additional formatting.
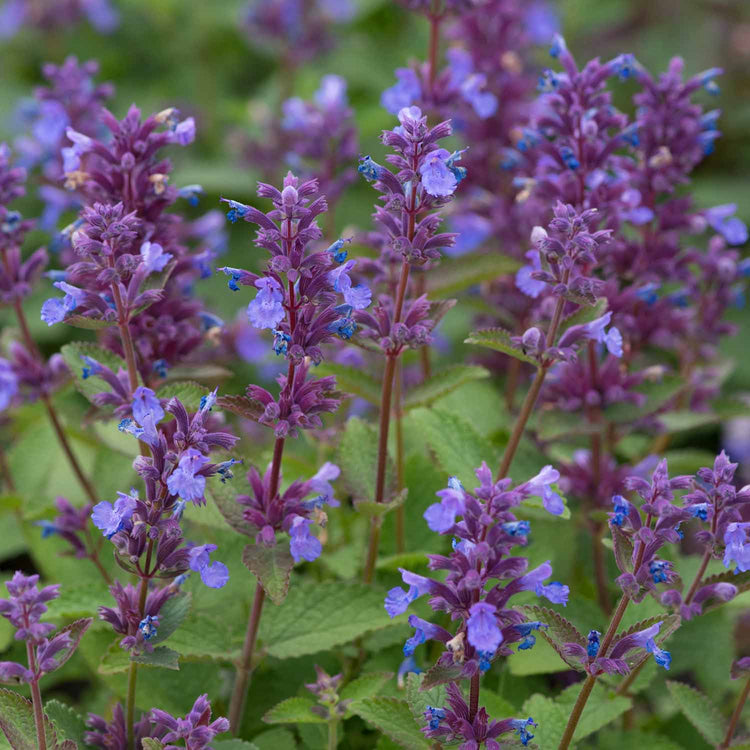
404,673,446,723
156,381,210,412
43,701,87,747
337,417,392,502
666,680,725,745
0,689,57,750
464,327,539,365
426,252,520,297
314,363,382,405
350,698,431,750
340,672,393,703
263,697,326,724
242,544,295,605
402,365,490,410
60,342,128,406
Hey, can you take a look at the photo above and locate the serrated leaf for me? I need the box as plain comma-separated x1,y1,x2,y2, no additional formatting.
464,327,538,365
59,342,128,407
516,604,586,671
508,634,571,676
314,363,381,405
355,488,408,517
141,739,165,750
592,729,686,749
0,688,58,750
403,365,490,411
340,672,393,703
212,741,261,750
247,728,294,750
208,476,256,537
405,672,445,723
50,618,93,670
132,646,180,670
216,394,265,422
263,697,326,724
43,701,87,747
259,582,393,659
409,408,498,487
702,569,750,595
426,252,520,297
242,544,294,606
63,314,118,330
336,417,393,503
420,660,463,690
558,298,608,335
350,698,431,750
156,381,210,413
666,680,725,745
610,525,634,575
162,611,234,662
151,593,191,645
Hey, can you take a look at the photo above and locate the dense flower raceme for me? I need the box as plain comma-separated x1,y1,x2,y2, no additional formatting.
0,572,90,685
0,0,118,38
41,104,225,383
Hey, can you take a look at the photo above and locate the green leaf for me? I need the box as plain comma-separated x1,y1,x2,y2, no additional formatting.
132,646,180,671
522,682,631,747
464,327,538,365
141,740,165,750
558,298,608,335
212,741,261,750
666,680,725,745
403,365,490,411
98,640,130,675
49,618,93,670
479,690,517,720
151,593,191,644
163,612,235,662
263,696,326,725
0,688,58,750
247,728,295,750
610,525,634,576
350,698,431,750
420,660,463,690
404,672,445,724
701,569,750,595
156,381,210,413
314,363,381,405
409,408,498,487
508,633,571,676
216,394,265,422
44,582,111,620
336,417,392,502
242,543,295,606
355,488,408,518
516,604,586,671
43,701,86,746
426,252,520,297
59,342,128,407
207,475,256,537
340,672,393,702
605,375,685,423
259,582,393,659
592,729,686,750
63,314,119,330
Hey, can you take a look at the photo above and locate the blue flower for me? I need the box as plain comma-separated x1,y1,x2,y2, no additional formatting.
118,411,160,446
611,53,636,81
41,294,76,326
139,241,173,274
723,522,750,572
403,625,426,657
188,544,229,588
153,359,169,378
272,329,291,355
705,205,748,246
177,184,204,205
636,283,660,305
535,580,569,605
620,124,640,148
357,155,387,183
247,277,285,329
418,149,458,198
649,560,669,584
699,67,722,95
396,655,421,688
646,639,671,670
611,494,629,526
560,146,580,170
516,250,546,299
289,516,322,563
305,462,341,509
91,490,138,538
326,304,357,340
587,629,601,659
549,33,567,58
216,458,242,484
525,465,564,516
459,74,497,118
502,520,531,537
328,260,372,310
217,266,252,292
511,718,537,746
222,199,250,223
166,449,209,503
381,68,422,114
423,486,465,533
132,386,165,425
538,69,561,93
516,128,541,152
466,602,502,653
80,355,103,380
423,706,445,731
138,615,159,641
326,238,350,263
34,520,58,539
514,621,546,650
385,585,419,618
583,312,623,357
199,388,217,414
689,503,709,521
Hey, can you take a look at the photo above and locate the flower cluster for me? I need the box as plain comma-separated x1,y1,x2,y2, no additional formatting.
0,0,118,38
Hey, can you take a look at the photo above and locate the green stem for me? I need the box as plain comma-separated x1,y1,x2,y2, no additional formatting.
327,718,338,750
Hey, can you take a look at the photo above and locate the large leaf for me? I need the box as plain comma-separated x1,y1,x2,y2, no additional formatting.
242,544,295,606
263,697,326,724
340,672,393,703
314,363,381,405
162,612,235,662
259,582,393,659
464,327,538,365
59,342,128,407
156,381,210,413
207,475,256,537
426,252,520,297
132,646,180,671
666,680,724,745
0,688,58,750
336,417,392,503
349,698,431,750
43,701,87,747
405,672,445,724
403,365,490,411
409,408,498,487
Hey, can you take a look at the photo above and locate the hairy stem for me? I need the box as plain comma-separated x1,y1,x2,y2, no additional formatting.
427,13,441,93
328,718,338,750
0,443,16,493
26,642,47,750
394,358,406,553
720,675,750,749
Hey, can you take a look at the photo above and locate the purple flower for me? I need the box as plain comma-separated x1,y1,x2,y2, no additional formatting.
188,544,229,589
41,293,77,325
62,127,93,171
423,487,465,532
166,449,209,503
460,74,497,119
314,74,348,109
524,465,564,515
168,117,196,146
583,313,623,357
516,250,546,298
150,694,228,749
535,580,569,605
307,462,341,507
0,359,19,411
247,276,285,329
289,515,322,563
91,491,137,538
385,585,419,618
131,386,165,425
705,204,748,246
381,68,422,114
467,602,503,653
418,148,458,197
139,241,173,274
723,522,750,572
328,260,372,309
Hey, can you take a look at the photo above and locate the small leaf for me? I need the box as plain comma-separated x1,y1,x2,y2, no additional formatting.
156,381,210,413
426,252,520,297
59,342,128,407
350,698,431,750
216,394,265,422
63,314,118,330
420,661,463,690
516,604,586,671
212,741,261,750
242,544,295,606
666,680,725,745
405,672,445,724
464,327,538,365
263,697,326,724
50,618,93,670
610,526,634,575
151,593,191,645
403,365,490,411
141,740,165,750
340,672,394,703
0,688,58,750
132,646,180,671
314,363,381,405
43,701,87,747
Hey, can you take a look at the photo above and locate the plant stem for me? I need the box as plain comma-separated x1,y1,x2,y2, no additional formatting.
427,13,441,94
25,641,47,750
720,675,750,749
327,718,338,750
0,443,16,493
394,358,406,553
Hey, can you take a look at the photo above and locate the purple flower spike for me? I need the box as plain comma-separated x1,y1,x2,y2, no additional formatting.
188,544,229,589
289,516,322,563
327,260,372,310
91,491,138,539
166,448,209,503
150,694,229,750
467,602,503,653
247,276,285,329
723,522,750,572
132,386,165,425
418,148,459,198
139,241,173,274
